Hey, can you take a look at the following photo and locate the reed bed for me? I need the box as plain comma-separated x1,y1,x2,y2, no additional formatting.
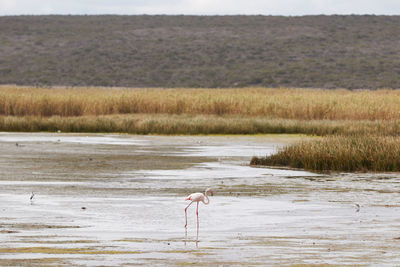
2,85,400,120
251,135,400,172
2,85,400,172
0,115,356,135
2,114,400,136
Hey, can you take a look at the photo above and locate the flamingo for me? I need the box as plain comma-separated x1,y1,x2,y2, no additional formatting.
184,188,213,239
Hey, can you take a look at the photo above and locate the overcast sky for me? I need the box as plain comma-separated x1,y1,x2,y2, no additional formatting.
1,0,399,16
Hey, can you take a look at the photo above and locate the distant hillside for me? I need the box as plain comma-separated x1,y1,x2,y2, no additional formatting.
0,15,399,89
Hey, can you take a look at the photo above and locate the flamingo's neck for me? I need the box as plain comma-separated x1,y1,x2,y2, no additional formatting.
203,190,210,205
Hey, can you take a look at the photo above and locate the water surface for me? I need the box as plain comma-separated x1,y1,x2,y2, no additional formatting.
0,133,399,266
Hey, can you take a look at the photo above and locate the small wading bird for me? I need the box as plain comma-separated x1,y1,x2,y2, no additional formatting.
30,192,35,204
184,188,213,240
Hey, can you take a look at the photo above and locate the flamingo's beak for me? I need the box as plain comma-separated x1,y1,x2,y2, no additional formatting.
209,190,214,196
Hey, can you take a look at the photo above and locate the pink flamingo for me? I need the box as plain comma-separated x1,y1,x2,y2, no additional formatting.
184,188,213,239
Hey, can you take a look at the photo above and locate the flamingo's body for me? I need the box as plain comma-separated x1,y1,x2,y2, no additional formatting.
184,188,213,239
185,192,208,203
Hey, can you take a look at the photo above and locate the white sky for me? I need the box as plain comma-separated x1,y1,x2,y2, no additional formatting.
0,0,399,16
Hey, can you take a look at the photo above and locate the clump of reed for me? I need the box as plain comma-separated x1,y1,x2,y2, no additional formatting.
251,135,400,172
2,85,400,120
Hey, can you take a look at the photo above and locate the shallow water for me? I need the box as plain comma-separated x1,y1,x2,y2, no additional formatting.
0,133,400,266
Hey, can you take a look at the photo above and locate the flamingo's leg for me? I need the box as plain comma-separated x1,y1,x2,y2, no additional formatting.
184,226,187,246
184,201,193,228
196,202,199,240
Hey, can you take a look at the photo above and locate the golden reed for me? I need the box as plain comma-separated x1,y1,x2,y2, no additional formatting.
1,86,400,119
251,135,400,172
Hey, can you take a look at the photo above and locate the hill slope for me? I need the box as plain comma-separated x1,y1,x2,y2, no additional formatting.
0,15,399,88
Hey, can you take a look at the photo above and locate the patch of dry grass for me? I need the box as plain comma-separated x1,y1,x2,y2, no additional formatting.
2,86,400,120
251,135,400,172
2,114,400,136
3,86,400,172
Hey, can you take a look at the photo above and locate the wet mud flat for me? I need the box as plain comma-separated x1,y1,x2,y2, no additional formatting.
1,133,400,266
